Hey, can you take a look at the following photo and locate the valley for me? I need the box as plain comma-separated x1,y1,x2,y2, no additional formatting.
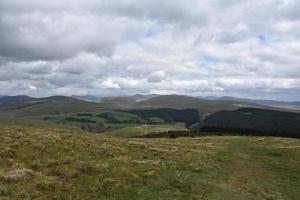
0,94,300,199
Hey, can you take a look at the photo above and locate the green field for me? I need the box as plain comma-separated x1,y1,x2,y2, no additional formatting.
1,124,300,199
103,124,188,138
42,111,160,125
40,110,191,134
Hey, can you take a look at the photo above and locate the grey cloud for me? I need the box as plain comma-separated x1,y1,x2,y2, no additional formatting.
0,0,207,62
0,10,147,61
100,0,208,27
281,0,300,20
148,71,166,82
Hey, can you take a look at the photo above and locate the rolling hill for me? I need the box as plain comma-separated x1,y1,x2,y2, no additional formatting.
0,94,295,121
0,96,103,118
128,95,268,117
202,107,300,137
1,95,300,199
99,96,140,110
99,94,158,109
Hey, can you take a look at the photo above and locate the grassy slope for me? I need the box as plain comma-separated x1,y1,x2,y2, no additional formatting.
1,125,300,200
0,96,103,118
103,124,188,138
131,95,265,117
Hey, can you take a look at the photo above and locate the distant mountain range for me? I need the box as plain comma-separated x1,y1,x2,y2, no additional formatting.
1,94,299,138
0,94,299,120
199,96,300,109
72,94,159,102
0,95,33,103
99,94,270,116
72,95,105,101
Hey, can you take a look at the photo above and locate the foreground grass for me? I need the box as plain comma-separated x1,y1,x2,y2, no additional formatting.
0,125,300,199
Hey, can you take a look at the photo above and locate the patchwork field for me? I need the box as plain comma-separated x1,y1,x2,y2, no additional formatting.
40,110,193,133
1,125,300,199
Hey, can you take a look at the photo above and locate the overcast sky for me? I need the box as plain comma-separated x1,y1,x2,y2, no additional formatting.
0,0,300,100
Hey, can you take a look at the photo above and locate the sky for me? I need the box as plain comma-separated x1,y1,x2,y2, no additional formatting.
0,0,300,100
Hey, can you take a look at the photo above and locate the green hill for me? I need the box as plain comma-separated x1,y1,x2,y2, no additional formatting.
0,95,284,121
202,108,300,137
0,96,103,118
99,96,138,110
1,95,299,137
130,95,266,117
99,94,158,109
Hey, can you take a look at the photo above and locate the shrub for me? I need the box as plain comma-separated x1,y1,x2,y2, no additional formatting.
65,117,96,123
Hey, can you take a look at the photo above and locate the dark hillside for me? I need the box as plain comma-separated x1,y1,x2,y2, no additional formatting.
203,108,300,137
131,95,266,117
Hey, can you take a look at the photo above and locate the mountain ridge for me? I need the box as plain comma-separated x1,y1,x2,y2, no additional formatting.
0,94,299,120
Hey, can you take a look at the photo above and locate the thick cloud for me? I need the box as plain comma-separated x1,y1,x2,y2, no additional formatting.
0,0,299,100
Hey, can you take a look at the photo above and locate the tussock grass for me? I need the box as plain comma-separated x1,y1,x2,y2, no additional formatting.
0,166,34,183
0,124,300,199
